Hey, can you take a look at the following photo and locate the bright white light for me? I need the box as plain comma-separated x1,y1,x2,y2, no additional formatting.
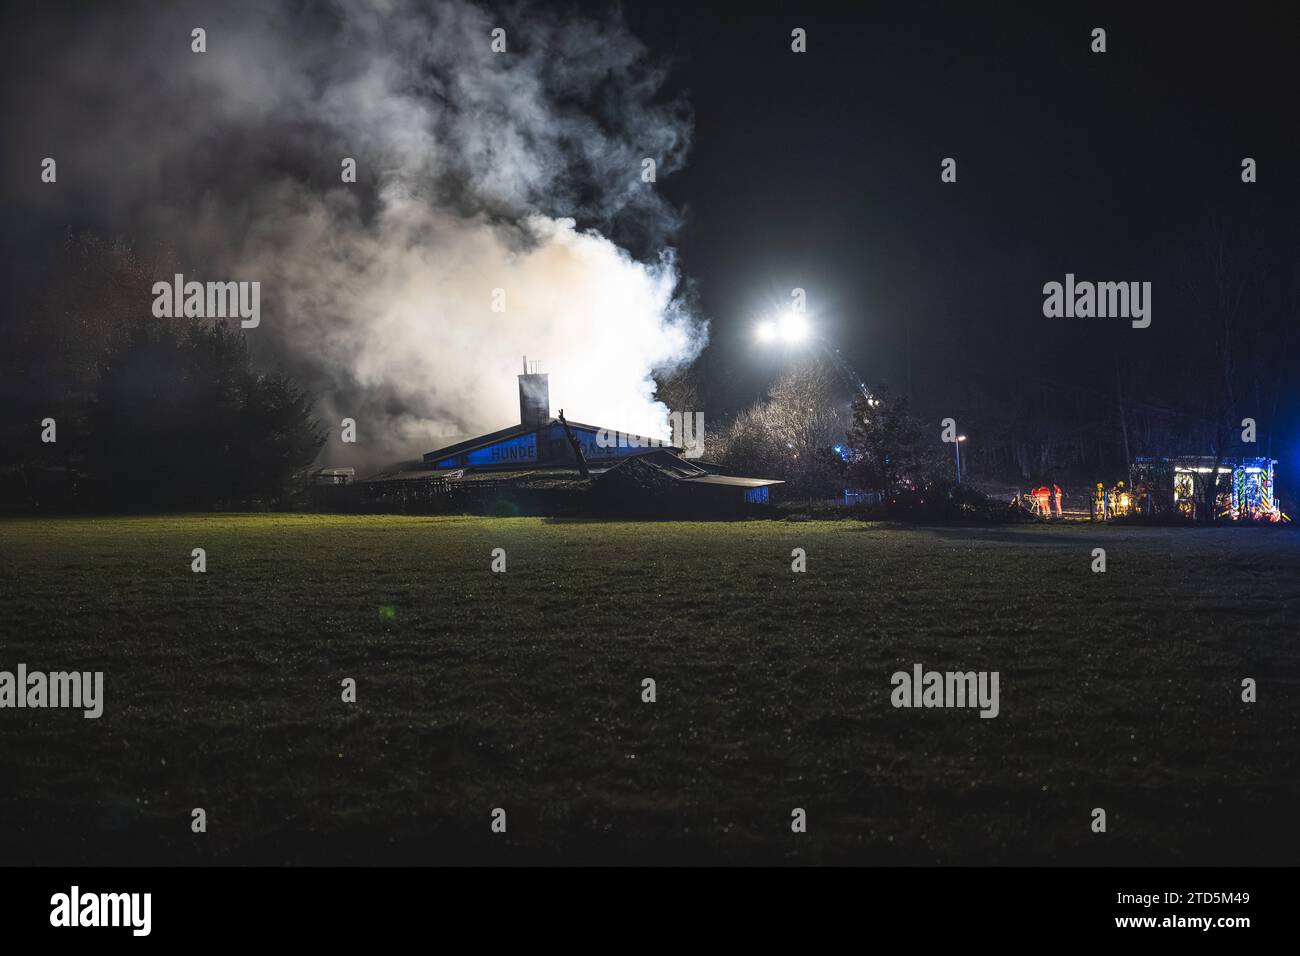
756,321,778,343
957,435,967,442
778,311,809,343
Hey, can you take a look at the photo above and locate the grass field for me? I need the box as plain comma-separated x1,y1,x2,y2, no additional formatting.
1,513,1297,865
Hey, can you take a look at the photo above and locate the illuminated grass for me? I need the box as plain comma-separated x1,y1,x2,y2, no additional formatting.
0,514,1296,864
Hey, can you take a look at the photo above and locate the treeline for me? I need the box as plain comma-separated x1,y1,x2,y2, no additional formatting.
0,235,324,511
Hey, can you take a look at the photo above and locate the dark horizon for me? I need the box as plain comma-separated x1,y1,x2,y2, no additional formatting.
3,0,1297,483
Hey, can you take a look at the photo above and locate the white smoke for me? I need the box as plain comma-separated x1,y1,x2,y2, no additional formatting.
245,202,700,449
9,0,705,464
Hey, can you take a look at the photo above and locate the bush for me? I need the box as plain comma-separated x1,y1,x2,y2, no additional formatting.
851,480,1031,524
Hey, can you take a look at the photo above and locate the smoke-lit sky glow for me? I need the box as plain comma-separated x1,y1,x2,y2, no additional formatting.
3,0,703,464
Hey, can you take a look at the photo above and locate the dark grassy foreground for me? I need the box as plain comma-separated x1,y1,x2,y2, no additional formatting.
0,514,1297,866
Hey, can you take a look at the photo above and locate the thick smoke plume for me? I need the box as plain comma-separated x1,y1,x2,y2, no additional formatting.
6,0,704,466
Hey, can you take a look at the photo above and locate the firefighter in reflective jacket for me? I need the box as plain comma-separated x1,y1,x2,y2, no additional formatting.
1032,485,1052,516
1111,480,1132,516
1052,483,1063,517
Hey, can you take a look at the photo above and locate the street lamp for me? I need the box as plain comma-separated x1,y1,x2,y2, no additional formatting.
777,310,809,343
753,312,871,401
754,311,809,345
955,434,967,484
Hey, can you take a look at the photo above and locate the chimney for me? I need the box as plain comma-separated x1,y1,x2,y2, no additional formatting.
518,356,550,427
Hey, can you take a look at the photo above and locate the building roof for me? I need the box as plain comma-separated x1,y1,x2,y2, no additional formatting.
681,474,783,489
598,449,784,488
362,448,783,488
358,417,782,493
421,423,536,463
421,418,680,464
361,460,442,482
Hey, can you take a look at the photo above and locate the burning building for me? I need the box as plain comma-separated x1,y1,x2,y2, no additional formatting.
345,361,783,516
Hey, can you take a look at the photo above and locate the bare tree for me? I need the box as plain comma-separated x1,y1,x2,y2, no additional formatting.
708,361,850,496
1179,218,1266,521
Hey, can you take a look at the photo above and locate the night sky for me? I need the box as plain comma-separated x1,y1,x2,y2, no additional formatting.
621,2,1300,434
3,1,1298,470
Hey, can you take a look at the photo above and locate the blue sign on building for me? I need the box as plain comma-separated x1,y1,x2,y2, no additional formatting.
466,432,538,466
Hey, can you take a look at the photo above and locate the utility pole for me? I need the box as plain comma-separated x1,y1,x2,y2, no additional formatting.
905,320,913,407
1116,360,1131,478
